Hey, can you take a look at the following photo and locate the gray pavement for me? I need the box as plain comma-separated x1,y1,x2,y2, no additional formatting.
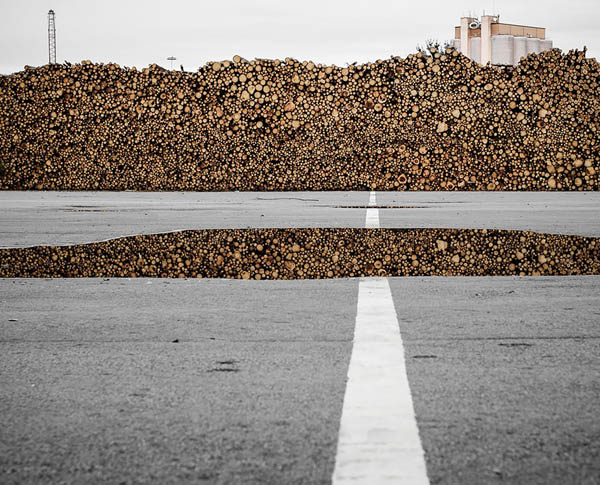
1,191,600,247
0,191,367,248
390,276,600,484
2,277,600,484
376,191,600,237
0,278,357,484
2,191,600,484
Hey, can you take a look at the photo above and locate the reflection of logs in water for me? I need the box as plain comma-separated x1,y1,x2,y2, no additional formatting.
0,48,598,191
1,228,598,279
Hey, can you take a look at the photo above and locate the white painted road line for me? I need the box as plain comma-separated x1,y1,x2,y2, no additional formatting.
368,191,377,206
332,278,430,484
366,191,379,229
332,191,430,484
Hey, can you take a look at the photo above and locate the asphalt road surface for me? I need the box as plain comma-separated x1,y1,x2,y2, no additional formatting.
1,191,599,484
1,277,599,484
1,191,600,247
1,279,356,484
392,276,600,485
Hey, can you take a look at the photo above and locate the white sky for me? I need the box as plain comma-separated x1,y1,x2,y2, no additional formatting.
1,0,598,74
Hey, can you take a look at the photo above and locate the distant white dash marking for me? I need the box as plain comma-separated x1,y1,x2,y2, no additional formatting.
331,191,430,484
365,191,379,229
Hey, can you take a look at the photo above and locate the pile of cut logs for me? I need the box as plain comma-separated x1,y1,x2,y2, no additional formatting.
1,228,598,278
0,48,598,191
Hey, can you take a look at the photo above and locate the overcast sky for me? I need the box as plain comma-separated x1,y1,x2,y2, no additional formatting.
1,0,598,74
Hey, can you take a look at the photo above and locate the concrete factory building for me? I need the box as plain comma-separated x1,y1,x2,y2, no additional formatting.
450,15,553,66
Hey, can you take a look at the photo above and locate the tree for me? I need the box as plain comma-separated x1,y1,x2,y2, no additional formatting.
416,39,455,57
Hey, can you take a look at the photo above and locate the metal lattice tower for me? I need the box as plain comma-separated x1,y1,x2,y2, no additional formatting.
48,10,56,64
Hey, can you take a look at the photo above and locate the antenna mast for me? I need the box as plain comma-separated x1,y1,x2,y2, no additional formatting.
48,10,56,64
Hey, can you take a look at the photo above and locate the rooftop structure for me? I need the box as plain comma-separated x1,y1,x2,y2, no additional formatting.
450,15,553,66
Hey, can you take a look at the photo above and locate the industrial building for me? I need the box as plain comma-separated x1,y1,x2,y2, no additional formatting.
450,15,553,66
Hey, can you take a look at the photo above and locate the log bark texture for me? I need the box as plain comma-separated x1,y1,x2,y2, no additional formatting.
0,48,598,191
0,228,598,279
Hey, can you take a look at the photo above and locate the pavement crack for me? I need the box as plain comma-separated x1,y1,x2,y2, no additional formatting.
409,336,600,342
209,359,240,373
255,197,319,201
0,338,353,344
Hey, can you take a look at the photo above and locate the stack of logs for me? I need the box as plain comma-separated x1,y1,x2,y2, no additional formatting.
0,48,598,191
1,229,598,279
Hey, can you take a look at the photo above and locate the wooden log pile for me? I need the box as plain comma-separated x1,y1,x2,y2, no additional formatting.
0,48,598,191
1,228,598,279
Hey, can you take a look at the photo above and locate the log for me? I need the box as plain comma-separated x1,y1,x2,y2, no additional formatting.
0,228,598,279
0,48,598,191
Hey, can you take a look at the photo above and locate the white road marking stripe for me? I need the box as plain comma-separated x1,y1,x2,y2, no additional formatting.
332,278,430,484
368,191,377,206
332,191,430,484
366,190,379,229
